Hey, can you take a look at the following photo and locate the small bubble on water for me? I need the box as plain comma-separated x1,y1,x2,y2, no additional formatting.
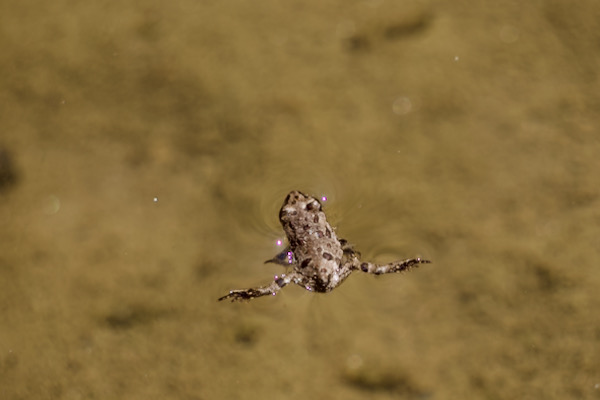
346,354,363,370
153,197,159,203
392,96,412,115
43,195,60,215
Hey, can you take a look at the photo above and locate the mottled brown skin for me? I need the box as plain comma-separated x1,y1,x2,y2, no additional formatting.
219,191,430,302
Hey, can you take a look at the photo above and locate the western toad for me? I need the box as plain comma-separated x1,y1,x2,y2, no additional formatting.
219,190,429,301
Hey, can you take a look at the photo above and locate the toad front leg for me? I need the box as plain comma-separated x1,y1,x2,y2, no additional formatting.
218,272,303,302
358,257,430,275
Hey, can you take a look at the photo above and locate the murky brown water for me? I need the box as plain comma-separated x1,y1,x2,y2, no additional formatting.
1,1,600,399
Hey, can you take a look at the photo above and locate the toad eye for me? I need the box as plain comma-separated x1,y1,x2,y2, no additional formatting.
306,200,321,211
279,206,298,221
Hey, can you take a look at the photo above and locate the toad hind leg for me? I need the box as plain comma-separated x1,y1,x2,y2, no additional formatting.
359,257,430,275
218,273,297,302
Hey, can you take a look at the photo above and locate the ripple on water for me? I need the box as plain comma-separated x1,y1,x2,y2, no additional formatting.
242,180,382,261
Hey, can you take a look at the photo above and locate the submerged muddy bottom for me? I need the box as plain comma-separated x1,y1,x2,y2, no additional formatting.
1,1,599,399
